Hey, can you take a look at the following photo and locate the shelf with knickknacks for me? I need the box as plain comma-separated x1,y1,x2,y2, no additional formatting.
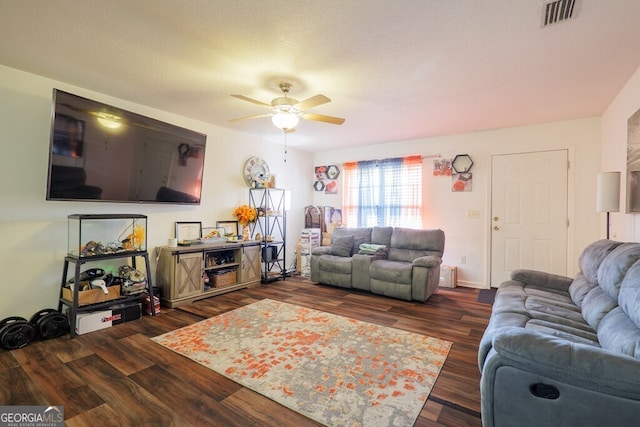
248,187,288,283
59,214,156,338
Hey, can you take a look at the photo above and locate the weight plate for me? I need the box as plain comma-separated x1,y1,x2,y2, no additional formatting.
0,318,35,350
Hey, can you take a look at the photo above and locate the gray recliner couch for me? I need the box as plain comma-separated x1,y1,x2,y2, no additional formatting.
310,226,445,302
478,239,640,427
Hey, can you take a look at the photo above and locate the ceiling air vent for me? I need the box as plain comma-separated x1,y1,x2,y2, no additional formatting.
540,0,578,27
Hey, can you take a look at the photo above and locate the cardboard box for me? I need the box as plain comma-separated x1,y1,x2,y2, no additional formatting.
299,254,312,278
73,302,141,335
300,228,321,254
439,265,457,288
62,285,121,306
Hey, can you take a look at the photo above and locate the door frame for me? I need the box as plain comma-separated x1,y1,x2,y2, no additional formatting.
486,148,575,288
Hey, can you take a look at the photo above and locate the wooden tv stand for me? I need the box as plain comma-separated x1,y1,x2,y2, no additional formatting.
156,241,261,308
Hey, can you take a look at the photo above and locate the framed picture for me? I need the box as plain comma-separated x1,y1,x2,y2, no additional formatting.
175,221,202,243
216,220,239,237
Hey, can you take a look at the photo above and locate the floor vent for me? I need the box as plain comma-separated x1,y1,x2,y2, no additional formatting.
540,0,578,27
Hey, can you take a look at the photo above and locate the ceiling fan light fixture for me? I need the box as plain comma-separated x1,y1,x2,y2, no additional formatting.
271,110,299,130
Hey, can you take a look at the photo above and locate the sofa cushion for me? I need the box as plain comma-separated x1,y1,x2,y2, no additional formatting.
331,235,354,257
318,255,353,274
370,259,412,284
619,259,640,329
332,227,372,245
371,226,393,247
597,307,640,359
597,243,640,301
577,239,623,284
388,228,444,262
569,273,598,308
576,243,640,331
581,286,618,331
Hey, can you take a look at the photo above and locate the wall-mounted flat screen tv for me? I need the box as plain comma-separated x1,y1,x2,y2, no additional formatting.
46,89,207,204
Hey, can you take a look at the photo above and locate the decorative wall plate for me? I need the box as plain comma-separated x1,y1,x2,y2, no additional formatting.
326,164,340,179
313,180,325,191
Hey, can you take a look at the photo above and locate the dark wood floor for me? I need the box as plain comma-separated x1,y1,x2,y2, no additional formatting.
0,276,491,426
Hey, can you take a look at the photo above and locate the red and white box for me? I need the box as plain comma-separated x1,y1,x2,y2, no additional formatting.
142,295,160,315
73,302,142,335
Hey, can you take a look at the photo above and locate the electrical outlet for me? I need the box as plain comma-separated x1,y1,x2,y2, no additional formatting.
467,210,481,218
461,255,467,264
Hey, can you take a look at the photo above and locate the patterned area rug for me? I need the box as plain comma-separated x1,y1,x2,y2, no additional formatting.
152,299,452,426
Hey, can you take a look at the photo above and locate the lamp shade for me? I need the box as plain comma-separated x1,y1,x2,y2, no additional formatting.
272,111,299,130
596,172,621,213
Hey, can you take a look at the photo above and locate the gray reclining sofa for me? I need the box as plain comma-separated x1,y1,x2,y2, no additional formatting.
479,239,640,427
310,226,445,302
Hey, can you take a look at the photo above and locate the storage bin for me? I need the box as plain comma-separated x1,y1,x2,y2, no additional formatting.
262,245,278,262
211,269,237,288
62,285,121,306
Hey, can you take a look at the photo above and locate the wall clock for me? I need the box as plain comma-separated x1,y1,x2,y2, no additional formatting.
243,156,270,187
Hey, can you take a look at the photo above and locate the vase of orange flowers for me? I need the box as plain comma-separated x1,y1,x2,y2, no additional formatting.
233,204,257,240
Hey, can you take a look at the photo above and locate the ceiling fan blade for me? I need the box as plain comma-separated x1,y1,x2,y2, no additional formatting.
228,113,271,123
302,112,345,125
231,94,271,108
294,94,331,111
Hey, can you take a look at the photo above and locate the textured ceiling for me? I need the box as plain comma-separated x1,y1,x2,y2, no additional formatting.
1,0,640,152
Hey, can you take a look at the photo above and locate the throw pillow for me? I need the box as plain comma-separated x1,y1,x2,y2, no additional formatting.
331,235,354,257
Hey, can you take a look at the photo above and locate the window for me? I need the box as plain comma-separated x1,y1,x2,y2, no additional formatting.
342,155,422,228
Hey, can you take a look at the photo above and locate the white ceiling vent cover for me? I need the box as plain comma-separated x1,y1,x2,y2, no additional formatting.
540,0,579,27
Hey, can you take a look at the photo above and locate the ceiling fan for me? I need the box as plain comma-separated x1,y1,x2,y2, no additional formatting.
229,82,345,131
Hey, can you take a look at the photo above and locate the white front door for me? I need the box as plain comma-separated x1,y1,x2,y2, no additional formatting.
490,150,568,287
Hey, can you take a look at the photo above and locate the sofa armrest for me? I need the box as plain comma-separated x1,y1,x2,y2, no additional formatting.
412,255,442,268
311,246,332,256
487,327,640,397
510,269,573,291
352,253,385,290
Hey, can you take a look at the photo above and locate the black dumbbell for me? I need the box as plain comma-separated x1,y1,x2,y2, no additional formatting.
29,309,69,340
0,317,36,350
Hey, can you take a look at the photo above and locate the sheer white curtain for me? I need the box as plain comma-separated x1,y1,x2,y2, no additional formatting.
342,155,422,228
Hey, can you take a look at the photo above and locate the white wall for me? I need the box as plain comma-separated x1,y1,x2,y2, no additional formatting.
601,64,640,241
3,58,629,318
0,65,314,319
314,118,602,288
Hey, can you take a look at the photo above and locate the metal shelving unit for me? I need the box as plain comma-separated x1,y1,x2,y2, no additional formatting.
249,188,286,283
58,251,155,338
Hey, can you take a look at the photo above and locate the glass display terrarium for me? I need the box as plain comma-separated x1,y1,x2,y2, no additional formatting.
68,214,147,258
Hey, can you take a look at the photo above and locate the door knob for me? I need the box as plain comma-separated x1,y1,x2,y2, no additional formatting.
493,216,499,221
493,226,499,231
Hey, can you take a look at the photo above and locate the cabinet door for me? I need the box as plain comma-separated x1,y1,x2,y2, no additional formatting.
175,252,203,299
240,245,261,284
